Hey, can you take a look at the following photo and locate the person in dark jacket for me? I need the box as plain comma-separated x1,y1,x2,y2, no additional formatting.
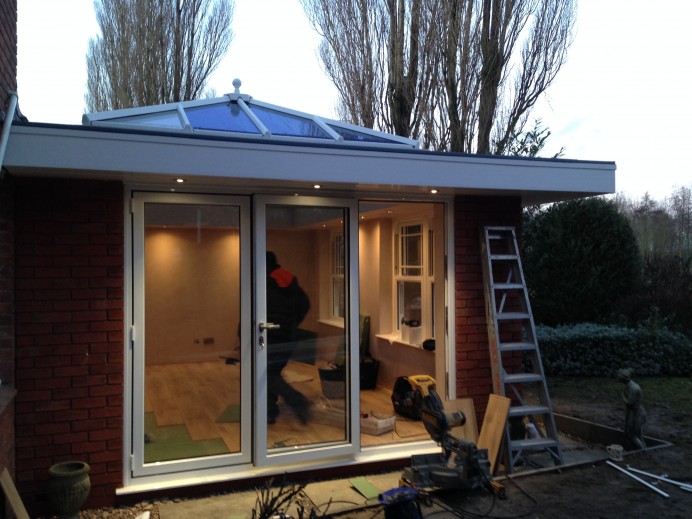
266,251,312,424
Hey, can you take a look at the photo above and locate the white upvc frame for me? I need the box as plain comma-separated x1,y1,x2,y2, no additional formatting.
253,195,361,467
122,189,451,491
393,218,435,344
128,191,252,477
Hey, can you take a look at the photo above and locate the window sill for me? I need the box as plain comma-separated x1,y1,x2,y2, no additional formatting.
376,332,429,351
317,318,345,330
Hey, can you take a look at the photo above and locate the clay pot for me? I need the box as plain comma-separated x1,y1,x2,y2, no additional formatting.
47,461,91,519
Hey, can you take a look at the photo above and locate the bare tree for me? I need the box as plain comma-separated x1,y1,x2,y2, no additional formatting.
667,185,692,259
86,0,234,112
303,0,441,144
301,0,576,154
615,192,677,260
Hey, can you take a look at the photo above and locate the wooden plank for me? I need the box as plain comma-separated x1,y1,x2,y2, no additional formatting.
477,394,511,473
443,398,478,444
1,468,30,519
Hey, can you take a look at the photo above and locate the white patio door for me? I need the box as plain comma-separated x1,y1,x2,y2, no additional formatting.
130,192,252,477
253,195,360,466
130,192,359,477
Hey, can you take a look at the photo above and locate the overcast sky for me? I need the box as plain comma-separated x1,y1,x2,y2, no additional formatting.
16,0,692,200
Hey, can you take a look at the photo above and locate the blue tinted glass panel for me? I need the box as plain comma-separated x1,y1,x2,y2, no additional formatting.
112,111,183,129
250,105,330,139
328,124,395,144
185,103,260,134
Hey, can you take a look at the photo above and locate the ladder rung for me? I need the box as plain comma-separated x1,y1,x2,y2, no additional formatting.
508,405,552,417
496,312,531,320
504,373,543,384
499,342,537,352
510,437,560,451
489,254,519,261
493,283,524,290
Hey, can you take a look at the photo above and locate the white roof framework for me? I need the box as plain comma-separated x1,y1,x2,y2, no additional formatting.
82,79,419,150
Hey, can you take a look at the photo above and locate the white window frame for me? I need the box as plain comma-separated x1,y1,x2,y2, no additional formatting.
330,232,346,320
394,218,435,344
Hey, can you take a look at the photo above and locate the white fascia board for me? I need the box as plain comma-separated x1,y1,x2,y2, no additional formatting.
5,124,615,197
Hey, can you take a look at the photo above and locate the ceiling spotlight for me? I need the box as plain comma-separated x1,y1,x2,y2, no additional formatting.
430,188,438,194
176,178,185,183
313,184,321,189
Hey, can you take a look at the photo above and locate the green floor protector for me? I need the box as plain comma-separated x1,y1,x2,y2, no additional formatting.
216,404,241,423
349,476,381,500
144,413,229,463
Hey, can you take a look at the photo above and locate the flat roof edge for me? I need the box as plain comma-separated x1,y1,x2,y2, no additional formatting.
9,122,616,169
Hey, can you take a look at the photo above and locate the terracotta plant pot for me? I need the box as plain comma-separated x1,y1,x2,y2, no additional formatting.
47,461,91,519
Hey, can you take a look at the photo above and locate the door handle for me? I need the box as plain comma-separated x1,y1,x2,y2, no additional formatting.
258,322,280,331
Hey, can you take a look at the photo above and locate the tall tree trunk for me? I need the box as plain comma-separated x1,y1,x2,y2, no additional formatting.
477,0,503,154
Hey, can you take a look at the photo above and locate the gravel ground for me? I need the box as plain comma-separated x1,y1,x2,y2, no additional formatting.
43,500,162,519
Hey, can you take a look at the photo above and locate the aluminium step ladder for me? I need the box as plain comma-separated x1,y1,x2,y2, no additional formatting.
480,226,562,473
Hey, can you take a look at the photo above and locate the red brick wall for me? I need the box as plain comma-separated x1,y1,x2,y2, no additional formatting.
0,0,17,109
0,177,14,389
0,0,17,494
454,195,522,422
14,178,124,514
0,176,15,500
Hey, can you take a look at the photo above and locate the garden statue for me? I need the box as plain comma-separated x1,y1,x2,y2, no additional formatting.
617,368,647,449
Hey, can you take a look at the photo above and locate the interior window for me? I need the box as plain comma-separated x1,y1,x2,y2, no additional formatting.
331,233,345,319
394,220,434,344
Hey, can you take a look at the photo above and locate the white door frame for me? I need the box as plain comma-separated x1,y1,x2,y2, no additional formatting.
253,195,361,467
129,191,252,477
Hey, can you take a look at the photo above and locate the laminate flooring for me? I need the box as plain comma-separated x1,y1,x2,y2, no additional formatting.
144,359,429,457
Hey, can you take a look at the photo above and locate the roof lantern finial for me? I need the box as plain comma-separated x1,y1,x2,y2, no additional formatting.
232,78,242,95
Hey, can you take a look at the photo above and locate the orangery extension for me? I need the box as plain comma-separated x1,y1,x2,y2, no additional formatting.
1,82,614,514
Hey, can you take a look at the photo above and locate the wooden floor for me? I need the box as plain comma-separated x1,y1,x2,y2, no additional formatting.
144,359,429,458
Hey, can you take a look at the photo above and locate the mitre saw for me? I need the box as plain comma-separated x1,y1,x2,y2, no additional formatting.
401,387,492,491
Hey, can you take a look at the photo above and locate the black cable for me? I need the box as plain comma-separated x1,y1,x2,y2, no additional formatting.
417,472,540,519
421,496,467,518
324,502,383,517
393,416,430,439
503,475,539,517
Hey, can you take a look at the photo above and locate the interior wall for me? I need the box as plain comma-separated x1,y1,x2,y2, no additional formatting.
358,219,381,352
145,227,240,364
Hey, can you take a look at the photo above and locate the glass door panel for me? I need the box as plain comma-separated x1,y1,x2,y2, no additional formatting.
254,196,359,465
131,193,251,476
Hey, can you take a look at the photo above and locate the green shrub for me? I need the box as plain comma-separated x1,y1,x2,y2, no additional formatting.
537,323,692,377
522,197,642,327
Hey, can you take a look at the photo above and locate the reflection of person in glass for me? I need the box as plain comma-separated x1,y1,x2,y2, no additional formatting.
266,251,312,424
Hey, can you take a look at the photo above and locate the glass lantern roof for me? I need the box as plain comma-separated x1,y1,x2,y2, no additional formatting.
82,79,419,149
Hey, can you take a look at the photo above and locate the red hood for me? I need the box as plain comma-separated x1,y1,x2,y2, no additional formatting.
270,267,294,288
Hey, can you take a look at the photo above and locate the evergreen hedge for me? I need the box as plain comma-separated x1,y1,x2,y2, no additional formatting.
537,323,692,377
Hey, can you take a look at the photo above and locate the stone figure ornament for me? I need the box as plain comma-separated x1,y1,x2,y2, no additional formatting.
617,368,647,450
